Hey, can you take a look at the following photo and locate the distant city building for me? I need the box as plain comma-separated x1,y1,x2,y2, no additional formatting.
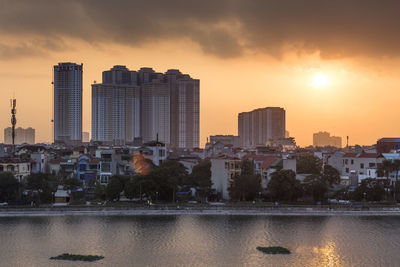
377,138,400,153
313,131,342,148
166,69,200,149
92,66,140,145
82,132,90,143
54,62,83,145
4,127,35,144
238,107,285,148
209,135,240,147
92,66,199,148
141,78,171,145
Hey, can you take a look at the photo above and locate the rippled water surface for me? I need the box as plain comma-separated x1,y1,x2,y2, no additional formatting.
1,215,400,266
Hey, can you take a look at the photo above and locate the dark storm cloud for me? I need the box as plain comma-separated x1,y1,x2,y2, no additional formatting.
0,0,399,59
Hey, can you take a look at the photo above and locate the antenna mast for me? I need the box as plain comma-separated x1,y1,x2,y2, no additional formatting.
10,98,17,148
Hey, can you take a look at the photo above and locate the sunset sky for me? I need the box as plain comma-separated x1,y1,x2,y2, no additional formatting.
1,0,400,147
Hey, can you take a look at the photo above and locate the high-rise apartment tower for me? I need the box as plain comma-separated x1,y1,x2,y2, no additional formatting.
53,62,83,145
238,107,285,148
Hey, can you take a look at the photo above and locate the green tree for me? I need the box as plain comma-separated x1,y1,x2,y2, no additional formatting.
185,161,212,201
296,154,322,174
322,165,340,186
147,160,188,201
392,159,400,201
112,175,130,189
105,177,124,201
377,159,393,189
352,178,386,201
228,159,261,201
62,178,82,190
124,175,143,199
25,173,56,204
0,172,20,203
94,182,105,200
268,170,303,202
303,174,328,202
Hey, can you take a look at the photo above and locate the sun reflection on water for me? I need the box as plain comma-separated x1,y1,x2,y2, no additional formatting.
311,242,341,267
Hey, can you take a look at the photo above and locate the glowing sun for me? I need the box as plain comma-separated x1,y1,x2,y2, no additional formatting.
309,73,330,88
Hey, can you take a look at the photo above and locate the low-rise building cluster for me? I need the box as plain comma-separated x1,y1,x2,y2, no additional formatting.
1,133,400,202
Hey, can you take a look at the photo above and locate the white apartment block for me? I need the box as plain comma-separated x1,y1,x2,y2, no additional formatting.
92,84,140,145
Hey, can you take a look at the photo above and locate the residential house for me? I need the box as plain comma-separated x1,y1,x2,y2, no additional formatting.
210,157,241,200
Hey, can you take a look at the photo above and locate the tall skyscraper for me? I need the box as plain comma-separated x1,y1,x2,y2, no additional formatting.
141,79,171,145
4,127,35,144
92,66,140,145
166,69,199,149
238,107,285,148
92,66,199,148
53,62,83,145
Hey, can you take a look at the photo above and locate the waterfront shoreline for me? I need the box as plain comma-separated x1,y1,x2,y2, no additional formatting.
1,207,400,217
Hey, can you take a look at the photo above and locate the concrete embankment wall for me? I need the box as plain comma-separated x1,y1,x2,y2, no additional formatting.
1,204,400,216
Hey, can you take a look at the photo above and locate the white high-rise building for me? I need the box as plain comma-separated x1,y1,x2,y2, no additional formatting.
92,66,141,145
92,85,140,145
177,78,199,148
53,62,83,145
238,107,285,148
166,69,200,149
92,66,199,148
141,80,170,145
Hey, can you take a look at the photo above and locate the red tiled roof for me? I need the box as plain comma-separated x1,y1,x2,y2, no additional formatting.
245,154,277,162
343,153,358,158
0,158,31,164
359,152,381,158
378,138,400,143
48,158,68,164
261,157,279,169
343,152,381,158
211,155,240,160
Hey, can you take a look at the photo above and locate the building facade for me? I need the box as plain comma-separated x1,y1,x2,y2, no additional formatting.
377,138,400,153
92,66,199,148
209,135,240,147
141,80,171,145
342,152,384,179
92,66,141,145
4,127,35,144
82,132,90,143
210,157,241,200
313,131,342,148
238,107,285,148
54,62,83,145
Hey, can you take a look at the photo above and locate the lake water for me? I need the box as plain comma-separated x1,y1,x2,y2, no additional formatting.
1,215,400,266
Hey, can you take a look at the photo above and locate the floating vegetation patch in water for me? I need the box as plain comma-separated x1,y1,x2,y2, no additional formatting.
256,246,291,254
50,253,104,262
